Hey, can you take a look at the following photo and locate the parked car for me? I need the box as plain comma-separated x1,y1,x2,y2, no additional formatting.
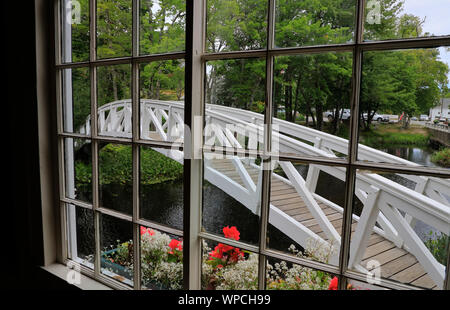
362,112,389,122
410,116,418,121
324,109,351,121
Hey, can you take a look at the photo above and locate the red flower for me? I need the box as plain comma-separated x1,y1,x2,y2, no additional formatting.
223,226,240,241
328,277,338,290
169,239,182,251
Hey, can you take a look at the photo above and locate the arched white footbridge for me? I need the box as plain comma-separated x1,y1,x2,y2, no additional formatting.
81,99,450,289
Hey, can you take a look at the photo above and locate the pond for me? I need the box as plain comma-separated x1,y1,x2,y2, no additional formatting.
75,146,446,261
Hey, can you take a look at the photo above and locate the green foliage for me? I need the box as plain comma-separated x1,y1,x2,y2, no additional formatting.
360,130,429,148
75,144,183,185
431,148,450,168
68,0,449,138
424,232,449,266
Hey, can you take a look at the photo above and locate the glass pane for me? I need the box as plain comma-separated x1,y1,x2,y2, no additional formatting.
358,48,450,169
349,169,449,289
139,60,185,142
64,138,92,203
61,0,90,62
275,0,356,48
202,239,259,290
364,0,450,41
67,205,95,268
97,64,132,138
98,142,133,215
346,278,389,290
206,0,267,53
140,226,183,289
97,0,132,59
100,213,134,286
62,67,91,134
268,162,346,266
272,52,353,160
139,0,186,55
202,154,262,246
266,257,337,290
205,58,266,152
139,146,183,229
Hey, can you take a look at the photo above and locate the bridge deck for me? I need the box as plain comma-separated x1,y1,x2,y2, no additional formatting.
208,159,437,289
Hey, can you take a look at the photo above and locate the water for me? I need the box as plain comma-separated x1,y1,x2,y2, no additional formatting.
380,147,446,241
381,146,437,167
76,146,446,258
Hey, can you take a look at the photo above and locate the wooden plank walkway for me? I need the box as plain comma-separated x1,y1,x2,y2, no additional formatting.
208,159,437,290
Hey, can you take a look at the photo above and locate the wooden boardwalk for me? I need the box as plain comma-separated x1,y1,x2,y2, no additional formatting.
208,159,437,290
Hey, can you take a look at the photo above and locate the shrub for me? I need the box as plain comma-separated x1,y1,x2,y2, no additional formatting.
424,231,449,265
431,148,450,168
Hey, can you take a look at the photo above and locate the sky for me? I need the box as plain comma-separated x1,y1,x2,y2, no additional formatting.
401,0,450,78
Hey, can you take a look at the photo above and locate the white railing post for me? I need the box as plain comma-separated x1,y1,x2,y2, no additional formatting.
348,186,381,270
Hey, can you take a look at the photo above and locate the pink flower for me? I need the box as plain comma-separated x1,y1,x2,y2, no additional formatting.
140,226,147,236
140,226,155,236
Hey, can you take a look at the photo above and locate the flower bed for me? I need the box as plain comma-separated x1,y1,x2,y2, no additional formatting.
103,225,344,290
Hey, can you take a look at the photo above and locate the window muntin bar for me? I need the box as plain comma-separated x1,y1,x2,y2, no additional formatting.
55,0,450,290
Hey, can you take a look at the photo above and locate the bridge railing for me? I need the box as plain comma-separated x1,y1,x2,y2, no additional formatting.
82,99,449,288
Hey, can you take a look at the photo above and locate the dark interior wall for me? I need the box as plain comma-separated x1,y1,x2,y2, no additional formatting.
4,0,76,290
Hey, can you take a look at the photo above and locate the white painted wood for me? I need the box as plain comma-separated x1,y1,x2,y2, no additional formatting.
379,199,445,289
348,186,381,269
279,161,341,244
78,99,449,287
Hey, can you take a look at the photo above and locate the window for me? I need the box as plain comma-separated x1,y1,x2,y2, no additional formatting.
55,0,450,290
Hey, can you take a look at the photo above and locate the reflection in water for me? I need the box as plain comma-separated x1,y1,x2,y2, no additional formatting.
75,147,447,258
382,147,436,167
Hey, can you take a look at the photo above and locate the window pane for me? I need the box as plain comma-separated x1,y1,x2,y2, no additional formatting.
139,146,183,229
66,205,95,268
266,257,337,290
273,52,353,160
64,138,92,203
61,0,90,62
205,58,266,152
62,67,91,134
202,154,262,246
268,162,346,267
98,143,133,215
358,48,450,169
97,0,132,59
140,226,183,289
275,0,356,48
206,0,267,53
100,213,134,286
139,0,186,55
139,60,185,142
202,239,259,290
364,0,450,42
346,278,389,290
348,169,449,289
97,64,132,138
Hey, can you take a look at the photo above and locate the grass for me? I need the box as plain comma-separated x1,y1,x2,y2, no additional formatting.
359,123,430,148
431,148,450,168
